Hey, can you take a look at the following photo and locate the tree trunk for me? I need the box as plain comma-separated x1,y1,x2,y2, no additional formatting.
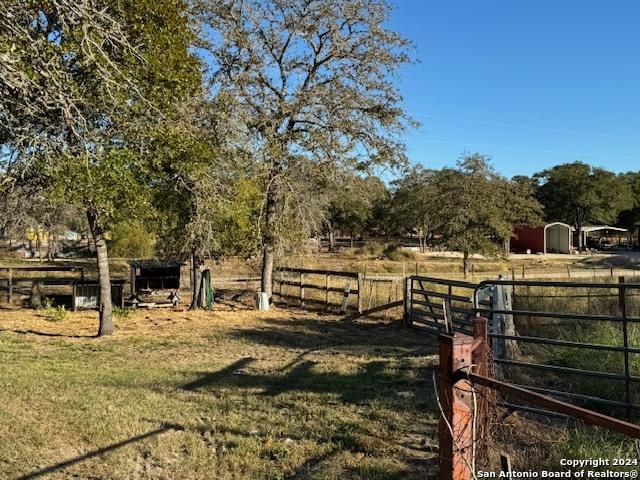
47,235,55,261
261,244,274,297
462,251,469,279
30,280,43,309
87,209,113,336
260,175,278,298
36,232,43,262
189,249,204,310
328,230,335,251
350,235,354,247
575,223,583,250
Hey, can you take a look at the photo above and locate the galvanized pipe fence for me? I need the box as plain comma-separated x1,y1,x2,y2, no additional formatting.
405,274,640,417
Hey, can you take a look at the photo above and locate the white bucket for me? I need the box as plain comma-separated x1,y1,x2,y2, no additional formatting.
255,292,270,311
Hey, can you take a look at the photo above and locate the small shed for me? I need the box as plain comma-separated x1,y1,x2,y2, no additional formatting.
129,260,191,293
511,222,573,254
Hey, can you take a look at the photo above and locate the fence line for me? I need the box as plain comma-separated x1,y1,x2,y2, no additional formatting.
405,274,640,416
273,267,364,313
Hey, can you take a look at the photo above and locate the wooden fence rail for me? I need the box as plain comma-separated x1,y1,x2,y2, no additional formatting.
274,267,364,313
0,267,85,304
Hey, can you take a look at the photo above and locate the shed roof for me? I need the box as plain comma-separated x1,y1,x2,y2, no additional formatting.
544,222,571,229
580,226,628,233
129,259,186,269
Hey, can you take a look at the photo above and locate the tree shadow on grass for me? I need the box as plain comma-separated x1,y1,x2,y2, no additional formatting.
0,328,97,339
182,356,434,407
14,423,183,479
226,315,438,358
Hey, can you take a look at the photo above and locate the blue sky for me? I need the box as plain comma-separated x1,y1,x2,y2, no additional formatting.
388,1,640,178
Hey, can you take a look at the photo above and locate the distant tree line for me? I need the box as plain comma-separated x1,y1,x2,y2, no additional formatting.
326,158,639,274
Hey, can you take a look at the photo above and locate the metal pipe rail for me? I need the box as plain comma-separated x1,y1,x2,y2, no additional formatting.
467,372,640,439
407,274,640,416
471,276,640,416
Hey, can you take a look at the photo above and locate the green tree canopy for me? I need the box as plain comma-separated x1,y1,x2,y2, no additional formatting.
390,166,445,252
439,154,542,276
1,0,202,334
326,174,389,248
535,162,633,249
617,172,640,232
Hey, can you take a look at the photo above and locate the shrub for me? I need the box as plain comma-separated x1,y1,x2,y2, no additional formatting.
355,243,385,258
381,243,416,261
43,300,68,322
107,220,155,258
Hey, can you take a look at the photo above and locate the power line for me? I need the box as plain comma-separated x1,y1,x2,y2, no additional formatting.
411,113,640,143
413,137,640,162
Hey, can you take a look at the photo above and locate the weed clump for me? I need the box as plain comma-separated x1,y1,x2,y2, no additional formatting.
113,307,133,318
43,301,68,322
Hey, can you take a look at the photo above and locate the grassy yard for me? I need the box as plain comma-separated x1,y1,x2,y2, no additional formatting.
0,307,439,479
1,301,638,479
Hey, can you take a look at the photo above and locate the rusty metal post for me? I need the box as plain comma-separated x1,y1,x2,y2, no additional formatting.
438,332,474,480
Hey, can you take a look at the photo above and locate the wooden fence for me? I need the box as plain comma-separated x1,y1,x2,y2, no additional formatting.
0,266,85,304
274,267,364,313
0,267,128,310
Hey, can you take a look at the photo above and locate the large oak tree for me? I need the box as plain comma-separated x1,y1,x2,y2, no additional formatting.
197,0,415,297
438,154,542,277
1,0,200,335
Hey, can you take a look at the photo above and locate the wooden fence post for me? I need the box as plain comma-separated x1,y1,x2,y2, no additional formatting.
473,317,490,443
72,282,77,312
357,273,364,314
340,283,351,313
8,267,12,304
325,274,330,311
403,276,412,327
300,272,305,308
438,332,474,480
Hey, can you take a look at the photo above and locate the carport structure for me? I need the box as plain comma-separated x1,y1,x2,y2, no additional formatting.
579,225,629,250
